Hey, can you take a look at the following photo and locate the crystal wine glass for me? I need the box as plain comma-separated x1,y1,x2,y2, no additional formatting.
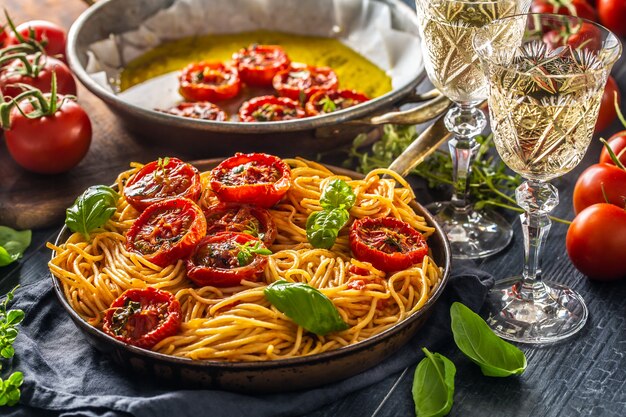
414,0,531,259
474,14,622,343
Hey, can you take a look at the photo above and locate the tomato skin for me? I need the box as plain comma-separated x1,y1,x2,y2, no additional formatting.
203,202,277,246
594,76,621,134
273,64,339,101
233,45,291,87
599,132,626,166
210,153,292,208
178,61,241,102
305,89,369,116
0,26,8,48
349,217,429,273
4,95,91,174
186,232,268,287
238,95,305,122
126,198,207,267
0,55,77,98
124,158,202,212
102,287,181,349
572,163,626,214
160,101,227,121
531,0,597,21
566,203,626,281
598,0,626,37
6,20,67,58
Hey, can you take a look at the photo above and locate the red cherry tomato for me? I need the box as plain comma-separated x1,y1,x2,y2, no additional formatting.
272,64,339,101
544,21,602,52
305,89,369,116
203,202,277,246
0,54,77,98
238,95,305,122
599,132,626,166
4,94,91,174
233,44,290,87
102,287,181,349
6,20,67,58
531,0,597,21
573,163,626,214
178,61,241,102
186,232,269,287
210,153,292,208
597,0,626,37
124,158,202,212
0,25,8,48
126,198,207,267
349,217,429,273
566,203,626,281
160,101,227,121
595,76,621,134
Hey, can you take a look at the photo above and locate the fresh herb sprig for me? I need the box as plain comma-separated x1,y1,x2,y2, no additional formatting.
65,185,120,240
236,240,272,266
347,124,570,224
0,286,25,407
306,179,356,249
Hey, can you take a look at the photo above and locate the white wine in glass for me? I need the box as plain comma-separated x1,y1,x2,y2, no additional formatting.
415,0,531,259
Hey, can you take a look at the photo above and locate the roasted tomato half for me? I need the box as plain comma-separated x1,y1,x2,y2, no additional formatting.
272,64,339,101
160,101,227,121
305,89,369,116
204,202,277,245
102,287,181,349
178,61,241,102
186,232,269,287
124,157,202,212
233,44,290,87
238,95,305,122
126,198,207,267
349,217,429,272
209,153,292,208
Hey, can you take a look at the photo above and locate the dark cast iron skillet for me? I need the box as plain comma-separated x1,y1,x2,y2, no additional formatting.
50,160,451,393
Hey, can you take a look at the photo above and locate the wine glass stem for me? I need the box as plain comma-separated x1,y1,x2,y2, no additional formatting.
516,181,559,301
444,104,485,210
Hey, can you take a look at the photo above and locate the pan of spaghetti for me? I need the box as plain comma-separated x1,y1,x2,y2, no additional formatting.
48,153,450,392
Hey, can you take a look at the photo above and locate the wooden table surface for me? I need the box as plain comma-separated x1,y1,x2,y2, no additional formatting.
1,1,625,416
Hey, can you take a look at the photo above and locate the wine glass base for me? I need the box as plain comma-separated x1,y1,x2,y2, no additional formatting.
487,277,588,345
426,201,512,260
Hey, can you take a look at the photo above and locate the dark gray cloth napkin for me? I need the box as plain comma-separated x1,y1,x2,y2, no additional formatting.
5,263,493,417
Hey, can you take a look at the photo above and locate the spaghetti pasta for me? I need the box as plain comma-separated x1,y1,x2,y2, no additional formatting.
48,158,442,361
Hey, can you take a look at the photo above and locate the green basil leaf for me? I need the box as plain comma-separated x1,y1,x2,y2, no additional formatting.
65,185,119,240
320,179,356,210
7,372,23,387
450,302,527,377
6,310,24,326
0,345,14,359
413,347,456,417
6,386,20,405
0,226,31,267
264,280,349,336
306,208,350,249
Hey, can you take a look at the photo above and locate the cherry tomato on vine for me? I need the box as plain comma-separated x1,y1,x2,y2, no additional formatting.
233,44,290,87
0,25,8,48
273,64,338,101
531,0,597,21
238,95,305,122
186,232,269,287
543,21,602,52
6,20,67,58
305,89,369,116
124,157,202,212
597,0,626,37
566,203,626,281
0,54,76,98
573,163,626,214
209,153,292,208
203,202,277,246
126,197,207,267
178,61,241,102
349,217,429,272
160,101,227,121
102,287,181,349
599,132,626,166
2,89,91,174
594,76,621,134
